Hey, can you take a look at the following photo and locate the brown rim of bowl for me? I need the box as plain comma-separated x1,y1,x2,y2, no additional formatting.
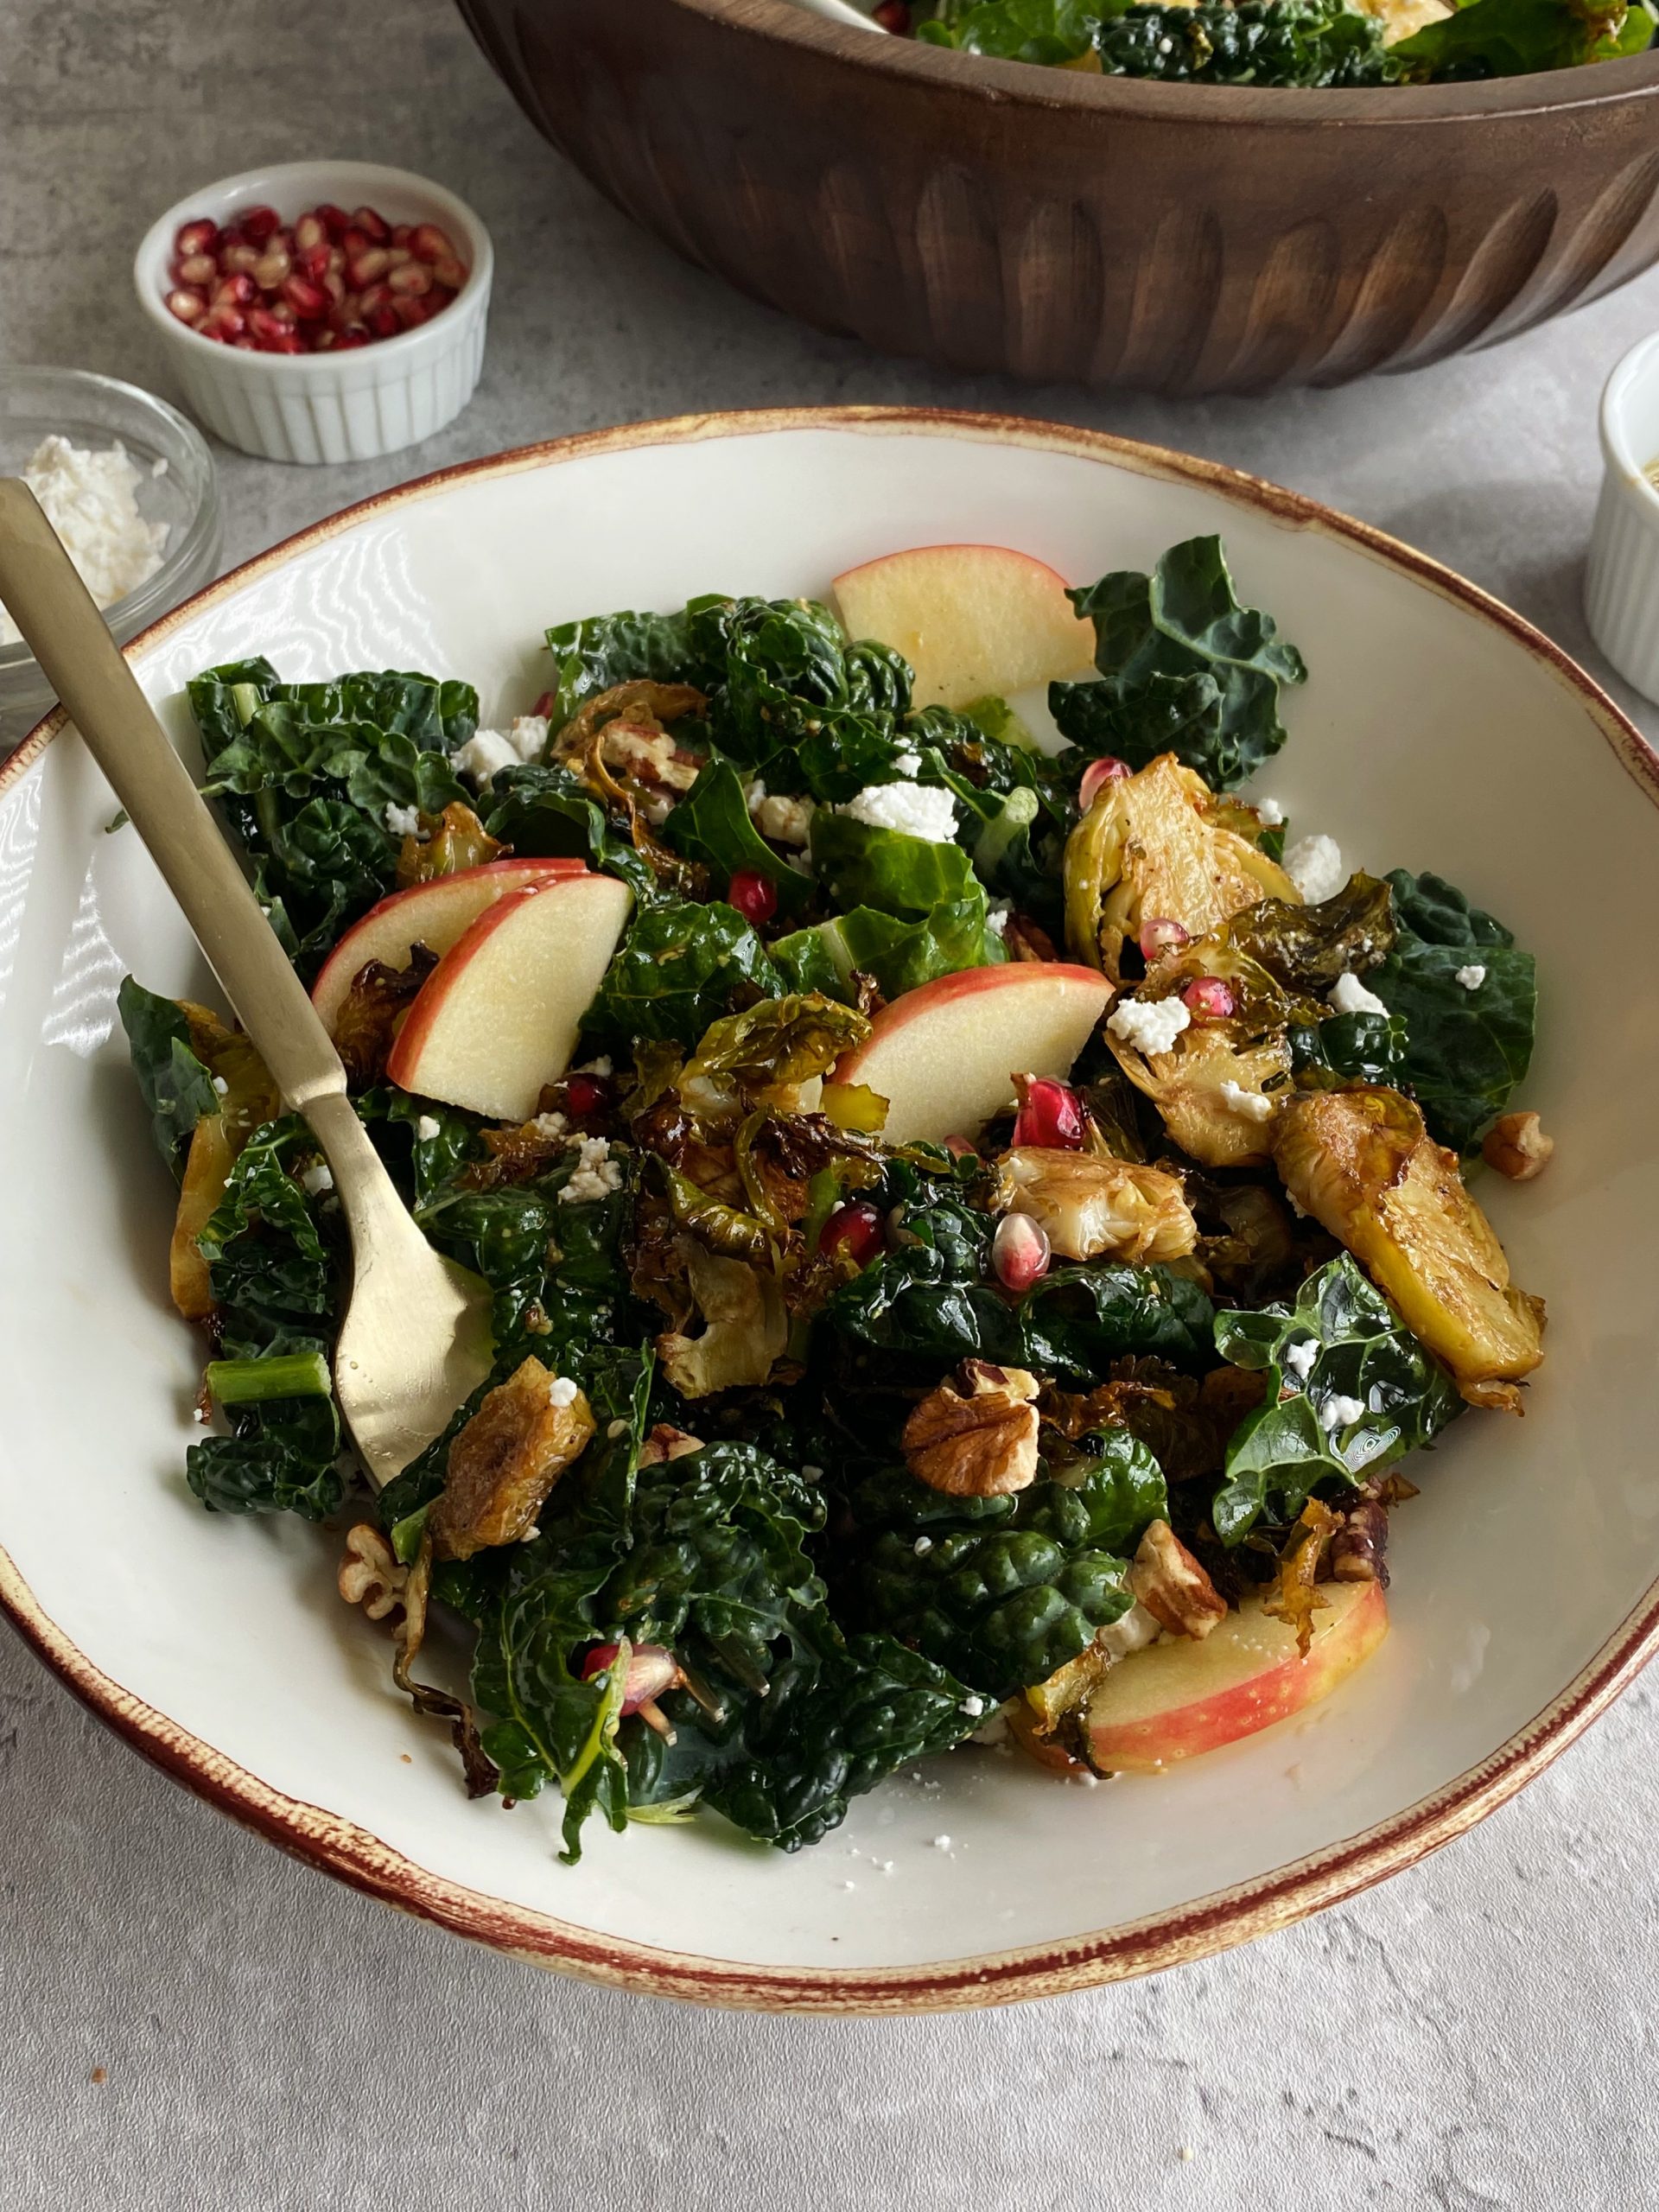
4,404,1656,2012
693,0,1659,120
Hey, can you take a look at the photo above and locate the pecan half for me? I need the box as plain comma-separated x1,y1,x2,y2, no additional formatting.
338,1522,407,1622
902,1358,1041,1497
1330,1497,1390,1586
1128,1518,1227,1640
1482,1110,1554,1182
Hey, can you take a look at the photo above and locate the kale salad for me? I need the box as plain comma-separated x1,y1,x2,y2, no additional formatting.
122,533,1548,1861
883,0,1656,87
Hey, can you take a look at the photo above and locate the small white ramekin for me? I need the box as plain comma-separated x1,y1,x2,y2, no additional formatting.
1585,329,1659,708
134,160,493,467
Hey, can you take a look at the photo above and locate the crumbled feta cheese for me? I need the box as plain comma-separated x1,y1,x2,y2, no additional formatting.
986,907,1009,938
546,1374,579,1408
1321,1393,1366,1433
913,1535,933,1555
211,1075,229,1096
1328,970,1389,1018
1107,995,1192,1056
0,436,168,647
1284,833,1346,904
750,788,816,847
801,1464,823,1481
559,1135,622,1205
1456,963,1486,992
839,779,957,843
573,1056,613,1077
300,1163,334,1197
1219,1079,1275,1123
1284,1338,1318,1381
1098,1601,1164,1659
931,1834,952,1852
1254,797,1286,828
892,748,922,776
415,1115,442,1142
960,1694,986,1717
531,1111,569,1140
451,728,520,788
384,802,421,840
508,714,550,764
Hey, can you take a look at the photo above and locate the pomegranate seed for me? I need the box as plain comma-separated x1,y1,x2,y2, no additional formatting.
174,217,219,259
247,306,290,345
312,329,337,351
240,204,281,244
579,1642,683,1716
1138,917,1191,963
564,1073,610,1118
391,221,411,247
1078,755,1131,812
251,246,291,289
409,223,454,263
347,247,391,288
727,869,778,925
393,295,431,329
197,305,246,342
315,201,351,238
231,337,258,351
341,226,370,257
366,304,401,339
332,332,370,350
322,269,346,304
294,213,327,253
993,1211,1051,1294
1010,1073,1085,1151
354,205,392,244
431,253,467,290
1181,976,1236,1022
281,273,328,319
873,0,911,25
296,243,332,283
270,298,297,325
819,1200,884,1268
385,245,413,269
357,281,394,312
219,241,260,276
532,691,556,718
264,332,306,354
388,260,431,296
166,286,207,324
177,251,217,287
213,272,257,308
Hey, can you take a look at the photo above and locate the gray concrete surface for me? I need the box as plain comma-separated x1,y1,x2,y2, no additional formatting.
5,2,1659,2205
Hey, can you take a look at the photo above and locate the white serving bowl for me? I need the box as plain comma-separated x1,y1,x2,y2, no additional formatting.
1586,328,1659,706
133,160,493,466
3,410,1655,2011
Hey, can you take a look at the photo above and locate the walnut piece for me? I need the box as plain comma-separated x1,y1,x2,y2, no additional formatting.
1128,1519,1228,1640
1482,1110,1554,1182
429,1357,595,1561
338,1523,408,1622
1330,1498,1389,1586
902,1359,1040,1497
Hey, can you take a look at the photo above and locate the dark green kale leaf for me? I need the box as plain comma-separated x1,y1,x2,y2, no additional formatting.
481,759,659,904
851,1429,1165,1698
1094,0,1395,82
542,601,723,733
116,977,218,1174
1291,1009,1410,1088
1210,1255,1463,1543
1050,537,1307,789
807,810,1003,995
915,0,1100,58
1390,0,1653,75
695,596,912,802
1373,869,1535,1155
661,760,815,913
1020,1264,1218,1378
584,899,783,1048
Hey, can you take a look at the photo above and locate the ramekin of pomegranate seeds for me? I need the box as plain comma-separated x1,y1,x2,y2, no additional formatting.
134,162,492,466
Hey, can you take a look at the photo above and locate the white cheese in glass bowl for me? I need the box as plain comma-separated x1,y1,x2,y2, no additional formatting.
0,435,170,649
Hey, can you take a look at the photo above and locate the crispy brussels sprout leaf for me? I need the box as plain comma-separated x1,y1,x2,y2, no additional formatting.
684,993,871,1092
1227,872,1396,995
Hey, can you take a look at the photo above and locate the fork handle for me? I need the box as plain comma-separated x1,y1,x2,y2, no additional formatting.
0,479,349,1116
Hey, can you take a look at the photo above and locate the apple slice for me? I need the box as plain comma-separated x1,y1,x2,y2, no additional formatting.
830,963,1111,1146
1084,1582,1388,1773
311,859,588,1036
832,543,1096,710
386,874,633,1121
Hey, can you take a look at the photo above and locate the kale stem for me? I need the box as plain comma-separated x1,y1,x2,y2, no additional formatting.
207,1351,331,1406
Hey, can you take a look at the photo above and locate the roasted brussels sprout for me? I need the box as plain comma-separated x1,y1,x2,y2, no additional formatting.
991,1147,1198,1264
1270,1086,1544,1408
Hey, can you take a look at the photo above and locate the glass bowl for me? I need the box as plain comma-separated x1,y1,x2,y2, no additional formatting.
0,366,220,749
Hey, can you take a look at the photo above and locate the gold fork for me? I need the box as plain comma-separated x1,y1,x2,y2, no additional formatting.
0,480,493,1488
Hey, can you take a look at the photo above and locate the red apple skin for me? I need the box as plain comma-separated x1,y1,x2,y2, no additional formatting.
384,887,543,1096
1084,1581,1389,1774
311,858,586,1034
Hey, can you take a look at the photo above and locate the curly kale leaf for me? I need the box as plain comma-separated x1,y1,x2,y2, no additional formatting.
542,601,722,733
185,1116,348,1521
916,0,1100,57
1094,0,1395,81
828,1181,1216,1376
1391,0,1653,75
584,899,784,1049
1210,1256,1462,1543
482,760,659,904
905,710,1071,931
851,1430,1165,1698
117,977,219,1174
1050,537,1307,789
661,759,815,913
1373,869,1536,1155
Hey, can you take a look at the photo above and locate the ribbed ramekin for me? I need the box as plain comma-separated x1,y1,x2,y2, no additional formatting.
1586,330,1659,708
133,160,492,467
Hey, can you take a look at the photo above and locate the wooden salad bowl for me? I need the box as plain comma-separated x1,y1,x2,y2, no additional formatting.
454,0,1659,396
